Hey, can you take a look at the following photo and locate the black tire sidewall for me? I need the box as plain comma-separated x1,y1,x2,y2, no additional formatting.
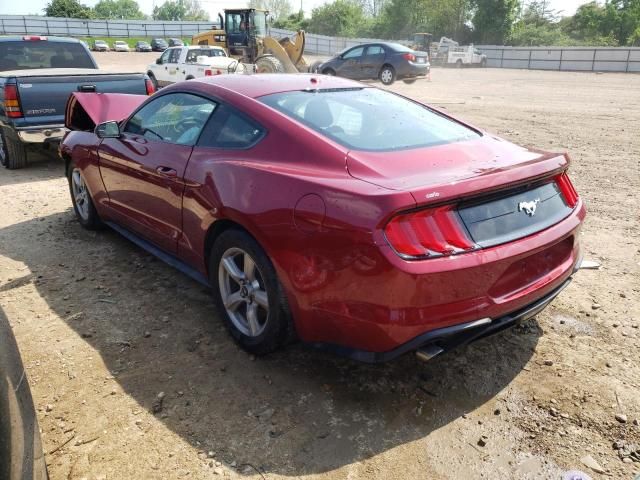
209,229,291,355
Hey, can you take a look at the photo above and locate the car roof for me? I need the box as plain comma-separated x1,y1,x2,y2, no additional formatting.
193,73,368,99
0,35,82,44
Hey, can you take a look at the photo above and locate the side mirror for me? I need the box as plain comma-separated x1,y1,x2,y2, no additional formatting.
156,58,162,65
95,121,120,139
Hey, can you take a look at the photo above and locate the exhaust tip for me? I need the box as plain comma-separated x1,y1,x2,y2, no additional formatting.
416,344,444,362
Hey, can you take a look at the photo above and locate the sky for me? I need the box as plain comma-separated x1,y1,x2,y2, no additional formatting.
1,0,594,19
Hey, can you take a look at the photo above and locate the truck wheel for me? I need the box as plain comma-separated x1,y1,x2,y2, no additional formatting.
209,228,293,355
1,130,28,170
379,65,396,85
456,59,463,68
256,56,285,74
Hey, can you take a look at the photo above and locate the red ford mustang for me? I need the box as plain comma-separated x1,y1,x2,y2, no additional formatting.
59,74,585,362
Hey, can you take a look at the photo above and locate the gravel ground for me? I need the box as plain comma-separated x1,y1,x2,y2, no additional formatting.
0,53,639,480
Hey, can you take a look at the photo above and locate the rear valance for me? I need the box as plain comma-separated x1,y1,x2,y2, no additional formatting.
65,92,146,131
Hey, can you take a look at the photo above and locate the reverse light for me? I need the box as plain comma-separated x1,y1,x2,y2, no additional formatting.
403,53,417,62
384,206,476,259
3,84,23,118
145,78,156,95
556,172,579,208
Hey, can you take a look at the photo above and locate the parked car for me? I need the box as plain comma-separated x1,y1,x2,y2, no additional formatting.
151,38,168,52
60,74,585,362
168,38,184,47
112,40,130,52
92,39,109,51
314,42,429,85
0,307,48,480
135,40,152,52
147,46,238,88
0,35,155,169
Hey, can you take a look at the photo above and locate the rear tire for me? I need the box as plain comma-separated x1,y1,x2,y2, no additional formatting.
255,56,285,74
67,161,103,230
322,68,336,76
481,58,487,68
210,229,293,355
1,130,27,169
379,65,396,85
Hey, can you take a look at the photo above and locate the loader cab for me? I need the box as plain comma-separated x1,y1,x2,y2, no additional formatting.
412,33,433,53
224,8,269,62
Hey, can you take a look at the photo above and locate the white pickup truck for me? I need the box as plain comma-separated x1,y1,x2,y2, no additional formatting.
447,46,487,67
146,46,242,88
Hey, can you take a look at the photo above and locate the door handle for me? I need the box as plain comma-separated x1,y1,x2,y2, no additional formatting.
78,84,96,92
156,166,177,177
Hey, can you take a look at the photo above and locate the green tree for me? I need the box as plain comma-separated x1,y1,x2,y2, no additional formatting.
307,0,366,36
471,0,519,44
248,0,294,20
45,0,94,18
153,0,208,21
94,0,146,19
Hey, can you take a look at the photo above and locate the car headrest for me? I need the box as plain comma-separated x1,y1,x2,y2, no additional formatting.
304,98,333,129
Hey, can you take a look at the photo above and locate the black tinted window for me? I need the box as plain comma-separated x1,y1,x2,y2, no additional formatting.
198,104,264,149
0,40,95,71
260,88,479,152
124,93,216,146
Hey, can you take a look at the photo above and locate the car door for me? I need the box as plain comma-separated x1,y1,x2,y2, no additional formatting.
165,48,182,83
337,46,365,79
98,92,217,254
152,49,172,86
361,45,386,79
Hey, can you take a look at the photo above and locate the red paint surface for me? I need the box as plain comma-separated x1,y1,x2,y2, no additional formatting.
61,75,586,354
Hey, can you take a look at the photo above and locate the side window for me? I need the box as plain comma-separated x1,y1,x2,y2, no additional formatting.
198,40,209,45
198,104,264,149
186,50,198,63
365,45,384,56
343,47,364,60
124,93,217,146
159,49,171,64
168,48,181,63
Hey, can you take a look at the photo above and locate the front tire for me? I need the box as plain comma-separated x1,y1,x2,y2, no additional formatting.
379,65,395,85
210,229,293,355
322,68,336,76
67,161,102,229
1,130,27,169
255,56,285,74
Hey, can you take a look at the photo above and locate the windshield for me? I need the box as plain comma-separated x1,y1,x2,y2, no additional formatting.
260,88,479,152
0,40,95,71
251,11,267,37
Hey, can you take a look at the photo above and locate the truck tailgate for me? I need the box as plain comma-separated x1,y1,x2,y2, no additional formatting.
14,69,147,127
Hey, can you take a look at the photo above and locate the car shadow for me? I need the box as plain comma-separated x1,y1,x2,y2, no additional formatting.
0,146,61,186
0,208,541,476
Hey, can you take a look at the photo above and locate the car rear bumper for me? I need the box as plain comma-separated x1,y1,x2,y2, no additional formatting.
16,124,66,143
397,62,431,77
312,274,575,363
298,200,586,355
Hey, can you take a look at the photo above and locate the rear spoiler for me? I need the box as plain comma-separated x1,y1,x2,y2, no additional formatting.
65,92,147,131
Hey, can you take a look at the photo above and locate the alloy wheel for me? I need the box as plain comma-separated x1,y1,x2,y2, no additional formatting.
71,169,90,220
218,247,269,337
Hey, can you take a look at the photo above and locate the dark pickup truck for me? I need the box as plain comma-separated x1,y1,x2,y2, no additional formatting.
0,35,154,169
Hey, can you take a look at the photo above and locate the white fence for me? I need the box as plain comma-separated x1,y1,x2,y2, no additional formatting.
0,15,217,38
476,46,640,73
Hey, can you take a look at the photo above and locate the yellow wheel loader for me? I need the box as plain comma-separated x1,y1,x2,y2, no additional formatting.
192,9,308,74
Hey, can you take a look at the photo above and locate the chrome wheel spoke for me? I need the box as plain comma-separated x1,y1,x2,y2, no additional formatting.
246,303,260,336
222,257,245,284
224,291,244,311
243,254,256,282
254,290,268,309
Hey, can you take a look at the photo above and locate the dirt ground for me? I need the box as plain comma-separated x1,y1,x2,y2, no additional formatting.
1,53,639,480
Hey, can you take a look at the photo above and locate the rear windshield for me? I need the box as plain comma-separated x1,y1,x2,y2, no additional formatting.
260,88,479,151
386,42,413,52
0,40,96,71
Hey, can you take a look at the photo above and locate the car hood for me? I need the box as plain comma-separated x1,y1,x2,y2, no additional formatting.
346,134,568,206
65,92,147,131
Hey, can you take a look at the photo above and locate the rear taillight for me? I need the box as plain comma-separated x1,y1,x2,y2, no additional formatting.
145,78,155,95
22,35,47,41
3,84,23,118
556,172,579,208
205,69,212,76
403,53,416,62
384,206,476,258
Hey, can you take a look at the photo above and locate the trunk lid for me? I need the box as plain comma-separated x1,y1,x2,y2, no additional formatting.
14,69,147,127
346,135,568,207
65,92,147,131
